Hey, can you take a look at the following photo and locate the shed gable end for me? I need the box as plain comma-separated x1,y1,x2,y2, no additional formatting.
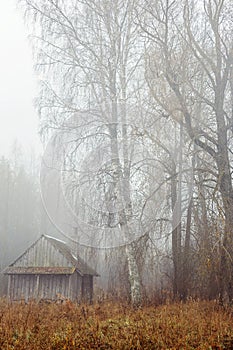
11,235,72,268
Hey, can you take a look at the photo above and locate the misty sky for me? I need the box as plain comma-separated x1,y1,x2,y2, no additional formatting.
0,0,41,156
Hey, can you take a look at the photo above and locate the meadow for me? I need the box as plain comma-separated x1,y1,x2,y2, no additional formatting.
0,298,233,349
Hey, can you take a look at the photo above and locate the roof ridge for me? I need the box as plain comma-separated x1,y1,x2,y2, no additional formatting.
44,235,78,268
44,235,99,276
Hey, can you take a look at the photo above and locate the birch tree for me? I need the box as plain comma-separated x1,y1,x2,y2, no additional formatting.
20,0,152,306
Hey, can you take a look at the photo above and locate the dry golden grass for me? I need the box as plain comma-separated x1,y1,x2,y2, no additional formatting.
0,298,233,349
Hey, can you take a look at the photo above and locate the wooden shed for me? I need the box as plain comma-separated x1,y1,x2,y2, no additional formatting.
4,234,99,302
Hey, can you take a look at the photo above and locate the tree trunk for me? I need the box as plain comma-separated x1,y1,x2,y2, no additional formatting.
109,69,142,306
125,243,142,306
218,172,233,302
171,124,183,299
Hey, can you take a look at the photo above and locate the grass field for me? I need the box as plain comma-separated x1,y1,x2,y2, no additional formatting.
0,298,233,349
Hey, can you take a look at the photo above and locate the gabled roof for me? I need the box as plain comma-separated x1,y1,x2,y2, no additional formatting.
44,235,99,276
4,234,99,277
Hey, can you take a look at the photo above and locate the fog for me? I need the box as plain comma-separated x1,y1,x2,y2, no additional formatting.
0,0,40,156
0,0,233,305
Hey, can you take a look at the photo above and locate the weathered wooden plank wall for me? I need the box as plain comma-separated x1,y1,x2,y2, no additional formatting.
9,272,86,302
14,236,71,267
82,275,93,302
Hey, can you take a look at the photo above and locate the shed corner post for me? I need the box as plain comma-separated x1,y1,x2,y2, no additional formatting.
7,274,11,301
35,275,40,301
